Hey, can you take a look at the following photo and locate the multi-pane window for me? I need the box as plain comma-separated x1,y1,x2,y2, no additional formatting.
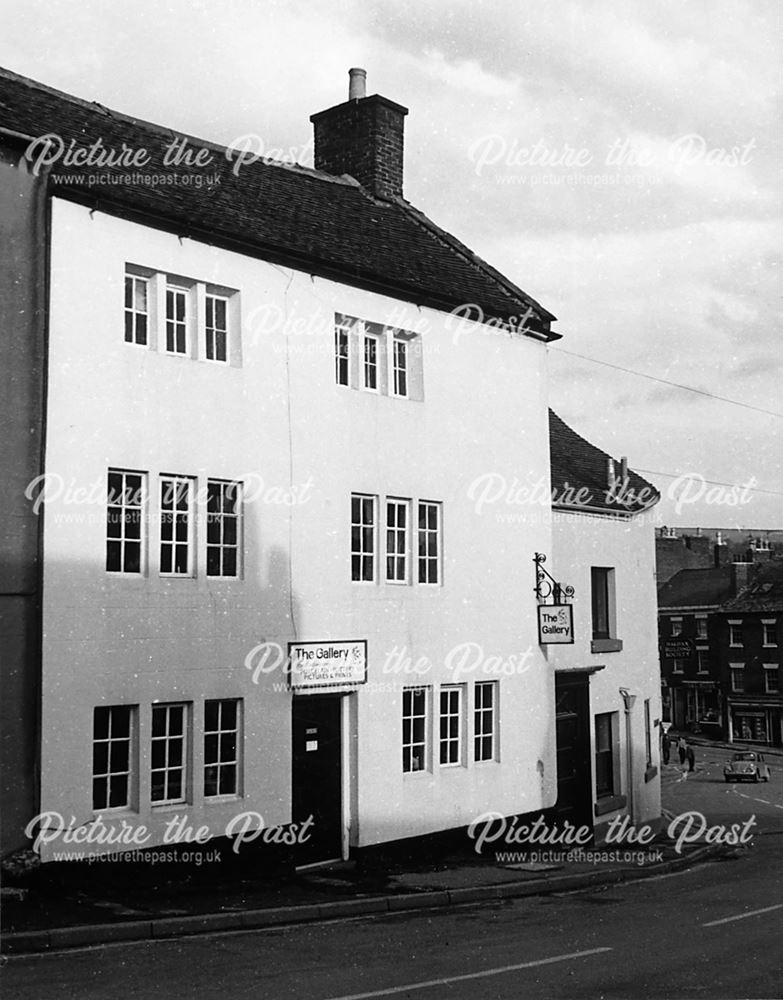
418,502,441,585
363,332,379,390
165,286,188,354
204,699,240,797
591,568,613,639
729,623,743,647
92,706,133,810
474,681,497,762
595,712,616,798
439,687,463,766
402,688,428,773
124,274,148,345
160,476,193,575
151,703,188,804
392,337,408,397
670,619,682,638
386,499,409,583
730,666,744,692
106,469,144,573
764,666,779,694
207,480,240,577
335,326,350,386
351,494,376,582
696,617,708,640
205,293,228,362
672,658,684,674
697,649,709,673
763,622,777,647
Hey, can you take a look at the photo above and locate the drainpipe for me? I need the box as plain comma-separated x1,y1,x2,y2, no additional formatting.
619,688,636,823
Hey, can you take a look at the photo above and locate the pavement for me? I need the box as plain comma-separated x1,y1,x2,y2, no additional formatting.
1,789,730,956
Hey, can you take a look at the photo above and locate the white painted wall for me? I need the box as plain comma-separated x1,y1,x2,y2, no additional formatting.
40,199,556,858
550,509,662,830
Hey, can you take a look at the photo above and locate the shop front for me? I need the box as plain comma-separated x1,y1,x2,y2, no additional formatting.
728,700,783,747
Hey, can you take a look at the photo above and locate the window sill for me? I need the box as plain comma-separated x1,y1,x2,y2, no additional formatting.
594,794,626,817
644,765,658,783
591,638,624,654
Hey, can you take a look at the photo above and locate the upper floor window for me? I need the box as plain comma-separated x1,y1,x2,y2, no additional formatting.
730,665,744,692
670,618,683,638
695,617,708,640
205,293,229,363
764,666,779,694
351,494,376,582
106,469,145,574
418,501,442,585
206,480,241,578
672,658,685,674
729,622,744,647
591,567,618,648
334,314,422,400
697,649,709,673
763,621,777,647
124,266,239,365
386,498,409,584
160,476,194,576
124,274,148,346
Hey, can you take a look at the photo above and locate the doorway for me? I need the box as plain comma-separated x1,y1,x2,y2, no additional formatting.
554,672,593,832
292,695,343,866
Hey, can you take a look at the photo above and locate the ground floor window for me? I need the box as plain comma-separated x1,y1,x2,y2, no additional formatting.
92,706,134,810
474,681,497,762
595,711,618,798
402,688,428,773
204,699,241,797
733,712,769,744
439,686,463,766
151,703,189,804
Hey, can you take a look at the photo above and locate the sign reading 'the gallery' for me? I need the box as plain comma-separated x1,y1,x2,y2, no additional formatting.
537,604,574,645
288,641,367,689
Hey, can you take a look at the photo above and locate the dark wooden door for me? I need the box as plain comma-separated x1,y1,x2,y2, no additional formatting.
554,672,593,832
292,696,343,866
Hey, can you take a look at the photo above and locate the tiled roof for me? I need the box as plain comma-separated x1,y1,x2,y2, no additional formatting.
721,559,783,613
0,67,556,336
549,410,659,515
657,567,733,608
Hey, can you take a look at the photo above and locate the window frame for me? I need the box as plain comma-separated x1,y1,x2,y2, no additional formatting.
351,493,377,583
473,681,497,763
159,475,195,577
205,291,229,364
106,469,146,575
402,687,429,774
763,665,779,694
729,621,744,648
695,616,708,640
206,479,242,578
361,329,381,393
670,618,683,638
124,273,149,347
439,685,464,767
730,664,745,693
150,702,190,806
591,567,614,640
594,711,617,799
417,500,442,586
335,324,350,386
391,335,409,398
762,621,777,647
165,284,190,356
203,698,242,799
385,497,410,585
92,705,136,812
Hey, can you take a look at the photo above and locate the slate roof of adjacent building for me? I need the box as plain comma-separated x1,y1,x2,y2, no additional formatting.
548,410,659,515
0,66,556,336
721,559,783,613
657,567,734,609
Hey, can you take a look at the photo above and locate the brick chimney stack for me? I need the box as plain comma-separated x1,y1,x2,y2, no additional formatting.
730,561,753,596
311,69,409,200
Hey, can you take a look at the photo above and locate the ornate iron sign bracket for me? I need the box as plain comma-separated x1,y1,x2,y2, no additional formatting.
533,552,574,605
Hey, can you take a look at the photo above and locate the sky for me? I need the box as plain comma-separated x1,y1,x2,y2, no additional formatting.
2,0,781,529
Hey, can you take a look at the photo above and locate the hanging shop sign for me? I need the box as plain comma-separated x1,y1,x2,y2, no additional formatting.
537,604,574,644
288,640,367,689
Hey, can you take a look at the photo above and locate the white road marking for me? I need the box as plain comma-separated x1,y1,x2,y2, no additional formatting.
702,903,783,928
322,948,614,999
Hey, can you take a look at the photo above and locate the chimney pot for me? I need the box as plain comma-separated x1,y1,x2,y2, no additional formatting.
348,67,367,101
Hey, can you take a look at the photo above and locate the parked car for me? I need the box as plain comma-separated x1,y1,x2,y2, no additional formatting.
724,751,771,783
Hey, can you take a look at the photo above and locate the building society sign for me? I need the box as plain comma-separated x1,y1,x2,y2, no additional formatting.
537,605,574,645
288,641,367,689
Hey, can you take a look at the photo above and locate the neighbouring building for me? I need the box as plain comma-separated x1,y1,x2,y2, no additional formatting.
548,413,661,836
1,65,661,867
717,560,783,746
656,526,780,586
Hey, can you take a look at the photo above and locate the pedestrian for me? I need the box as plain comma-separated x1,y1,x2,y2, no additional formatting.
677,737,687,765
662,732,671,765
686,744,695,773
